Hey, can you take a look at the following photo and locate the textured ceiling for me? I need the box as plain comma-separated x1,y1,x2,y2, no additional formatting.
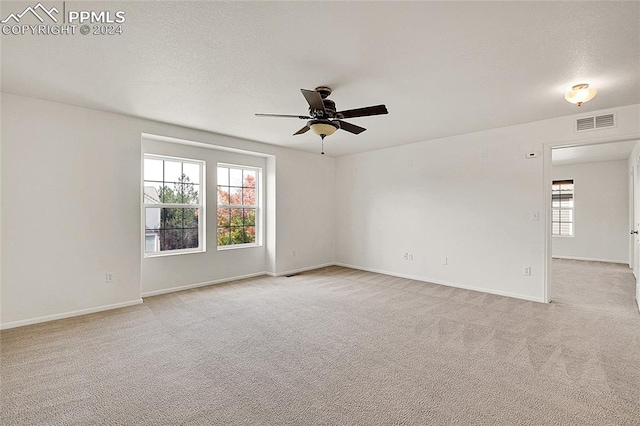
2,1,639,156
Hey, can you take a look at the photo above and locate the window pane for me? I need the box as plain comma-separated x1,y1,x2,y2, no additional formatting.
183,228,198,249
145,208,161,230
183,163,200,184
243,209,256,226
144,159,163,181
244,226,256,243
230,208,243,226
143,185,162,204
243,188,255,206
217,186,230,205
560,183,573,191
164,161,182,183
217,167,229,186
560,210,573,222
183,208,199,228
230,187,242,205
160,229,183,251
560,223,572,235
230,227,244,244
230,168,243,186
145,234,159,253
243,170,256,188
181,182,199,205
159,183,181,204
552,223,560,235
217,227,231,246
217,208,230,227
161,208,186,229
552,209,559,222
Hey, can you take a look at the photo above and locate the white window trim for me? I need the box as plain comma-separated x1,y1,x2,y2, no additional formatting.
142,154,206,258
552,180,574,238
216,162,262,250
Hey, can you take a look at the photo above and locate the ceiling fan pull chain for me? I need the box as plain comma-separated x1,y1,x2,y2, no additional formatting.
321,135,325,155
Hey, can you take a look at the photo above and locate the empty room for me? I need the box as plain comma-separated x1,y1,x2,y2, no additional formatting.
1,1,639,424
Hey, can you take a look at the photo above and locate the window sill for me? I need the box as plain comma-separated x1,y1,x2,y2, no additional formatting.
144,248,205,258
217,243,262,251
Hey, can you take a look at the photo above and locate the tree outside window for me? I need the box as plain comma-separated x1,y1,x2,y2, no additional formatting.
143,156,204,255
217,165,259,247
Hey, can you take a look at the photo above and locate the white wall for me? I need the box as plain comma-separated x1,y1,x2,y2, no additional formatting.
551,160,629,263
1,93,334,328
335,104,640,302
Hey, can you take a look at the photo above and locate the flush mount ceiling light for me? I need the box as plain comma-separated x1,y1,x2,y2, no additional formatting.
564,83,597,107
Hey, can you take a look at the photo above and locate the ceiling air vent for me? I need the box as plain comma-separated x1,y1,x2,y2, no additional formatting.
575,112,616,133
576,117,595,131
595,113,615,128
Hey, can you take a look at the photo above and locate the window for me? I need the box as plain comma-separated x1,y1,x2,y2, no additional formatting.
143,155,205,255
552,180,574,237
217,164,259,248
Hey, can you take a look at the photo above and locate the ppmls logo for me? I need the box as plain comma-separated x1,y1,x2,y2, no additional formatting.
1,2,125,36
1,2,59,23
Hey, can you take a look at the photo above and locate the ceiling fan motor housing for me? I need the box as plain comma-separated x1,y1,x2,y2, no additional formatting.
320,99,336,117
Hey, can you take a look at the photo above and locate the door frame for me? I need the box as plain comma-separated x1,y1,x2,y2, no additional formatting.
543,133,640,303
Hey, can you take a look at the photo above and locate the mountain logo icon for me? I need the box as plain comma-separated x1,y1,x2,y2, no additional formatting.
1,3,59,24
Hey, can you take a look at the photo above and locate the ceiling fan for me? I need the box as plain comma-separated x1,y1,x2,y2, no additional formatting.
256,86,388,154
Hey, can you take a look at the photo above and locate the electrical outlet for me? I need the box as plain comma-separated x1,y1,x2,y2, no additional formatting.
403,253,409,261
408,253,414,261
441,257,448,265
105,272,115,283
523,267,531,276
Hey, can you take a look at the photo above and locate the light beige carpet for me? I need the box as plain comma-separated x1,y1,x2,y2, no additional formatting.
1,260,639,425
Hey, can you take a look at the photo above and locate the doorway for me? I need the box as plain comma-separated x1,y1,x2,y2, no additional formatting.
546,139,639,310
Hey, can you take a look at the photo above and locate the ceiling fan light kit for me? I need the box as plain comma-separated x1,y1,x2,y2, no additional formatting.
309,120,339,137
256,86,388,154
564,83,597,106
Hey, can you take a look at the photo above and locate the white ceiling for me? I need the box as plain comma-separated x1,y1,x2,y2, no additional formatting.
2,1,639,156
552,140,637,166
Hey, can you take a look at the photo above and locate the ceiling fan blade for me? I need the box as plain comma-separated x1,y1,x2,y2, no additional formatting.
293,125,310,135
256,113,310,119
336,120,366,135
336,104,388,119
301,89,326,113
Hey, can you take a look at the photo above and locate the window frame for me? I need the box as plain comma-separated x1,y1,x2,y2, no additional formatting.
216,163,262,250
552,179,574,238
142,154,206,257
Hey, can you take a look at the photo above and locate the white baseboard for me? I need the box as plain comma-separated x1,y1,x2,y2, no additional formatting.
266,262,335,277
141,272,267,298
1,261,551,330
334,262,546,303
552,255,628,264
0,299,143,330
